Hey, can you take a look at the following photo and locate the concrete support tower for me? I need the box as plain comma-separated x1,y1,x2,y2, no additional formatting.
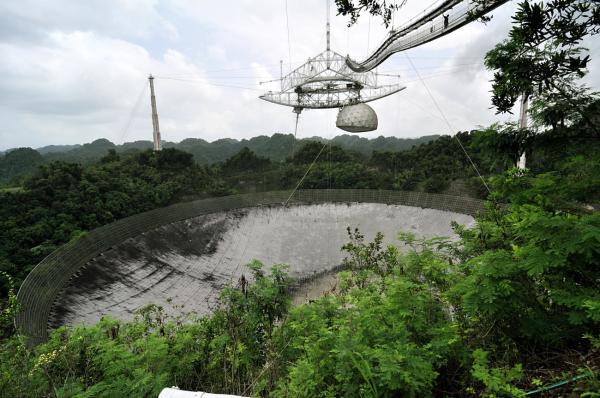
148,75,162,151
517,94,528,169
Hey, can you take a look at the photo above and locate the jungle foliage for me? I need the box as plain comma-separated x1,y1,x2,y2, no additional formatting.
0,148,229,299
0,134,439,183
484,0,599,114
0,128,522,301
1,106,599,305
1,156,599,396
0,148,44,185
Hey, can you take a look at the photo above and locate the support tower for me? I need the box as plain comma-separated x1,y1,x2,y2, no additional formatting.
148,75,162,151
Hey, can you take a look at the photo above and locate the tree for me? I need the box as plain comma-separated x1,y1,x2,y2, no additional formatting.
529,82,599,131
423,175,449,193
0,148,44,185
100,149,120,164
453,163,600,346
334,0,403,27
484,1,600,115
221,147,270,174
288,141,356,164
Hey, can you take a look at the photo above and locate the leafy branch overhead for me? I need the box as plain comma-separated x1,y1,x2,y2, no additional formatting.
334,0,406,27
485,0,600,113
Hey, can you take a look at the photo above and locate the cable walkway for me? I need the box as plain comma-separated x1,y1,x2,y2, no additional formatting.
346,0,509,72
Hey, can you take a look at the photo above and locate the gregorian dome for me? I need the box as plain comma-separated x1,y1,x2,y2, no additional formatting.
336,103,378,133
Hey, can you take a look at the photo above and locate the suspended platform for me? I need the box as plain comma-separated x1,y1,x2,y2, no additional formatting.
260,49,405,110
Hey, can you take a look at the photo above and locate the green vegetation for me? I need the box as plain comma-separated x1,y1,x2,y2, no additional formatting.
0,149,228,299
0,134,439,184
1,124,599,395
1,160,599,396
1,100,599,398
484,0,599,114
0,0,599,396
0,148,44,185
0,131,508,300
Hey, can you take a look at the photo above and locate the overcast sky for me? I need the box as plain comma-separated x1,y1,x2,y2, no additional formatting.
0,0,599,150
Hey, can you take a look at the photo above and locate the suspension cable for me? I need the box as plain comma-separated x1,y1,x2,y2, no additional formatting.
285,0,292,71
154,76,262,91
404,53,492,195
117,80,148,143
290,110,301,159
284,141,328,206
366,14,372,55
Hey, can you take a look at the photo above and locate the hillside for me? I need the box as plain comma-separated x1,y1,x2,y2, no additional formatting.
0,134,438,184
38,134,438,164
0,148,44,184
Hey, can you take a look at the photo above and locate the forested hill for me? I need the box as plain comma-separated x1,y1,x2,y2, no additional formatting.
0,134,438,184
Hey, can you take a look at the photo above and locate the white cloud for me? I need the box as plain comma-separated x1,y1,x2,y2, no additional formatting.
0,31,221,146
0,0,598,150
0,0,176,41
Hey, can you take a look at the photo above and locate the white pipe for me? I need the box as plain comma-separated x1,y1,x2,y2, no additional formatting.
158,388,247,398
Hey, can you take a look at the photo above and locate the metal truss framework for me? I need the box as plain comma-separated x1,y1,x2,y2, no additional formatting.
260,49,405,110
260,0,509,110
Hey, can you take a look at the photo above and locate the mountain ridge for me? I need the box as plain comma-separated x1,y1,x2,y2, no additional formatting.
0,133,440,184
